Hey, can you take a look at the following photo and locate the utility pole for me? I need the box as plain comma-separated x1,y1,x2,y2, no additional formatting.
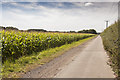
105,20,109,28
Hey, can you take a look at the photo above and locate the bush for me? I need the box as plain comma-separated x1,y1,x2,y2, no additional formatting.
78,29,97,34
101,21,120,77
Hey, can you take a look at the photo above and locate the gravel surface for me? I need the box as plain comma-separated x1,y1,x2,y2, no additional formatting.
22,36,114,78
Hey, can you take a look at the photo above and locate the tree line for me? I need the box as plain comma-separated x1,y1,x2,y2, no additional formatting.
0,26,19,30
78,29,97,34
0,26,97,34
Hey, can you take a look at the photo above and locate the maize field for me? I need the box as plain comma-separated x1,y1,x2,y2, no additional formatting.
1,31,94,62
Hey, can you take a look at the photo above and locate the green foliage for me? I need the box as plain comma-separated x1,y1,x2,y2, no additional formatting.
101,21,120,77
2,31,94,63
0,26,18,30
2,36,95,78
78,29,97,34
69,31,76,33
0,26,5,30
27,29,47,32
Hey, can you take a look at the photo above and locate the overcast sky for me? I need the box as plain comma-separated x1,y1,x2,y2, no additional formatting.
1,1,118,32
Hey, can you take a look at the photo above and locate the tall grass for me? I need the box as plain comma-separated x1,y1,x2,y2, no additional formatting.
101,21,120,77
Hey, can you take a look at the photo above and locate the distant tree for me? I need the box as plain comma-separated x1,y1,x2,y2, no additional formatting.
78,29,97,34
0,26,19,30
88,29,97,34
27,29,47,32
54,31,59,32
69,31,76,33
0,26,5,30
6,27,19,30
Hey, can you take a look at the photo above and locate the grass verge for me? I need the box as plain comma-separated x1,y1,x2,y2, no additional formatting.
2,35,96,78
100,21,119,77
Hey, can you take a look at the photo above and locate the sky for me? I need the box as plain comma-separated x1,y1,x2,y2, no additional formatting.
0,1,119,32
1,0,120,2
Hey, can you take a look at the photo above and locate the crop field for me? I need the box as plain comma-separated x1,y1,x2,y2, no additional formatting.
101,21,120,77
1,31,94,63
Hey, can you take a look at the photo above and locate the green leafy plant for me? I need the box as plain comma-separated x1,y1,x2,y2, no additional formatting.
2,31,94,63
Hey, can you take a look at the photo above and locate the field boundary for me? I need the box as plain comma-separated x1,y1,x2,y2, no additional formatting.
3,35,97,78
21,35,97,78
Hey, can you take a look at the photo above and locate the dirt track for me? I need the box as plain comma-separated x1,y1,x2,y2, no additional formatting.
22,36,114,78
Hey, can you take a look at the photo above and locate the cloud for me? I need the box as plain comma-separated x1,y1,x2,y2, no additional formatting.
2,0,120,2
71,2,84,7
1,2,118,32
2,2,49,11
84,3,93,6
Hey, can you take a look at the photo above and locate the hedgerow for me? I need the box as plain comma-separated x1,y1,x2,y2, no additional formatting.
101,21,120,77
